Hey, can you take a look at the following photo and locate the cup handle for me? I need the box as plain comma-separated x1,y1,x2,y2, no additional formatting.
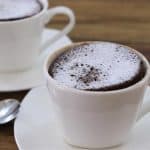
137,86,150,121
40,6,75,53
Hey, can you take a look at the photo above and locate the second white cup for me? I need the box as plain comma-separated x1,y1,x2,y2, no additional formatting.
0,0,75,72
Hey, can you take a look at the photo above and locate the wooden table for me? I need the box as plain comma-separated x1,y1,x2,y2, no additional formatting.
1,0,150,149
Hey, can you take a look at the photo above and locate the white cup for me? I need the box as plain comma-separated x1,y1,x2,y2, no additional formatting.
44,42,150,149
0,0,75,72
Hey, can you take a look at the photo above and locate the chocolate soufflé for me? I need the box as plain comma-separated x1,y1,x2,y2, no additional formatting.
0,0,42,21
49,42,146,91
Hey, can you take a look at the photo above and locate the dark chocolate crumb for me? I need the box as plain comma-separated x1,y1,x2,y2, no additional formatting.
70,74,75,77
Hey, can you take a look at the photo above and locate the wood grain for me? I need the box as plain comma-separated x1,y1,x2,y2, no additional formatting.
1,0,150,149
48,0,150,52
49,0,150,23
48,22,150,43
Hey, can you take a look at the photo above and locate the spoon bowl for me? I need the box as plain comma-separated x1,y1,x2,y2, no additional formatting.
0,99,20,124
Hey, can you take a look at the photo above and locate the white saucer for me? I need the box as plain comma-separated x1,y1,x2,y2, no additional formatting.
0,29,72,92
14,86,150,150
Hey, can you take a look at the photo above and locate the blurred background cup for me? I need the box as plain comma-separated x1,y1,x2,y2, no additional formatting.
0,0,75,72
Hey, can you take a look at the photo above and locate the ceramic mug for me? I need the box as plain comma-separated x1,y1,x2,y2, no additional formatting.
0,0,75,72
44,42,150,149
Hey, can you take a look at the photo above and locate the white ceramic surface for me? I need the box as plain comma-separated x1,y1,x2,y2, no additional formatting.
0,0,75,72
14,86,150,150
0,29,72,92
44,42,150,148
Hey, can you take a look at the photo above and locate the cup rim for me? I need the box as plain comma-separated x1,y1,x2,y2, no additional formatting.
44,41,150,95
0,0,48,24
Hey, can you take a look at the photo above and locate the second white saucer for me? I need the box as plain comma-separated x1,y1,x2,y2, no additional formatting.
14,86,150,150
0,29,72,92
